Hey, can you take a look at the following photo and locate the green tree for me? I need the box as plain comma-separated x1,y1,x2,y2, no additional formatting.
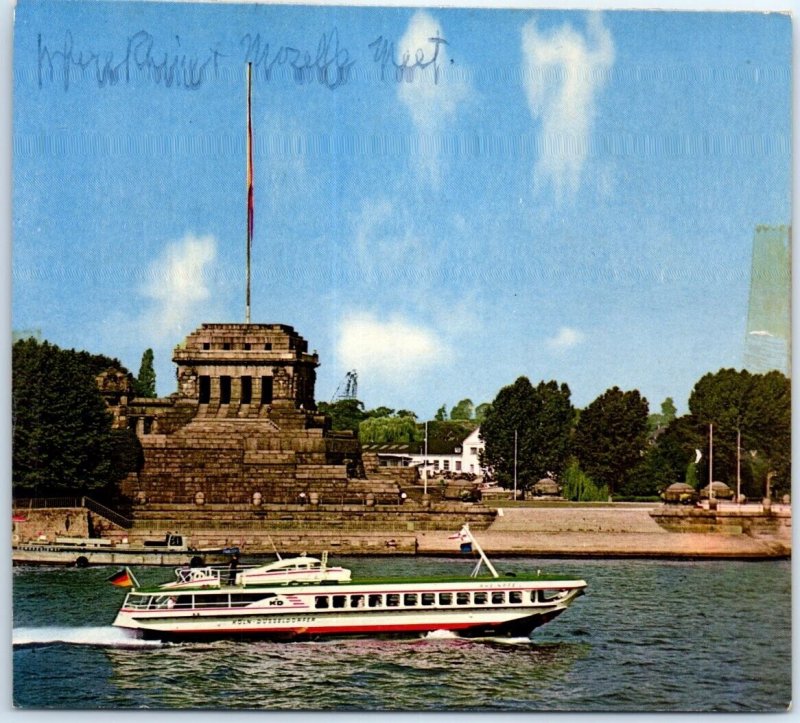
359,416,421,444
685,461,699,489
367,406,395,419
648,396,677,435
689,368,790,498
561,460,608,502
632,414,703,496
574,386,649,495
134,348,157,398
434,404,448,421
317,398,368,435
12,338,136,497
395,409,418,419
450,398,474,420
475,402,491,422
480,377,574,490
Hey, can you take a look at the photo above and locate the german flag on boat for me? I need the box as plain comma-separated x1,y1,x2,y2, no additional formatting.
107,567,139,588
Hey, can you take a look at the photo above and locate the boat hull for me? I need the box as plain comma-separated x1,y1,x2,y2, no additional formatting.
12,545,229,567
114,587,584,642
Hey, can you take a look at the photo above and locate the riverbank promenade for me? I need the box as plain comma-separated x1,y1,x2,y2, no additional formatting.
416,503,791,559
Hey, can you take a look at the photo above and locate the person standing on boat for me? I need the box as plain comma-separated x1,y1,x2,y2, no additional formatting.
227,554,239,585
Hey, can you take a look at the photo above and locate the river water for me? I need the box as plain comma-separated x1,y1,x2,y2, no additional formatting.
12,556,791,712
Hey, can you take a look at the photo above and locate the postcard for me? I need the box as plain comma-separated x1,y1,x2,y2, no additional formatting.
11,0,791,712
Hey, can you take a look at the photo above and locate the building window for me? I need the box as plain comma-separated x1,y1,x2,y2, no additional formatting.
222,343,231,350
434,460,440,471
198,376,211,404
470,464,474,473
202,343,210,350
261,376,273,404
241,376,252,404
443,460,450,471
264,343,272,351
470,447,478,456
455,461,462,472
220,376,231,404
244,343,251,350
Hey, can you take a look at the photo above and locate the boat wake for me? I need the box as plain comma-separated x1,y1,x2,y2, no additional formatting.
478,636,535,646
13,626,160,649
423,629,460,640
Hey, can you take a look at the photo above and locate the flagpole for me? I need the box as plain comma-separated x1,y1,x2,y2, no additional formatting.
245,62,253,325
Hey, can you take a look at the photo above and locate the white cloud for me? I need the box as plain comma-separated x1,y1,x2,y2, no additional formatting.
546,326,585,352
138,234,217,341
521,13,615,200
352,198,426,278
337,312,449,382
396,11,470,186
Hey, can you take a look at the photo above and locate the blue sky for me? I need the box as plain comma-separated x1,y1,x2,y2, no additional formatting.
11,0,792,419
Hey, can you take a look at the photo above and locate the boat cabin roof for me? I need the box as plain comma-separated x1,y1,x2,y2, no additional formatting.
260,556,325,571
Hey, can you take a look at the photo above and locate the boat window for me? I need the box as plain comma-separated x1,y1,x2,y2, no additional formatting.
368,594,383,608
509,591,523,604
403,594,418,607
438,593,452,605
175,595,193,609
530,591,539,603
332,595,347,609
541,589,564,602
230,593,267,606
491,591,505,605
315,596,329,609
456,592,471,606
421,593,436,606
350,595,365,608
195,594,229,609
386,594,400,607
473,592,488,605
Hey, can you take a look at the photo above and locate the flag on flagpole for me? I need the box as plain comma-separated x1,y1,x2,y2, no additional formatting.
245,62,254,323
246,62,254,249
107,567,138,588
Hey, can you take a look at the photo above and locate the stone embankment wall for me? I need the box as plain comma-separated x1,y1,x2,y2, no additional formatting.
12,508,90,543
649,505,791,538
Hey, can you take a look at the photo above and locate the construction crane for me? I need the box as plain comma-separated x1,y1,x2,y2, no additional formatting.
332,370,358,402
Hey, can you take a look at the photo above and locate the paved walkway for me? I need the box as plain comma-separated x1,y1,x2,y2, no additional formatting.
415,506,791,559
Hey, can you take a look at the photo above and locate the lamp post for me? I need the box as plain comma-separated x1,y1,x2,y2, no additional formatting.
737,427,741,505
709,423,714,508
513,429,518,501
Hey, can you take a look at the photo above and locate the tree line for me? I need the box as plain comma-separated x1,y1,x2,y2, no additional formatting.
477,370,790,501
12,337,790,502
12,339,156,499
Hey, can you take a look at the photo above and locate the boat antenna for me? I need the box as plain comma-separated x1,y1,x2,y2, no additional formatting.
462,524,499,579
